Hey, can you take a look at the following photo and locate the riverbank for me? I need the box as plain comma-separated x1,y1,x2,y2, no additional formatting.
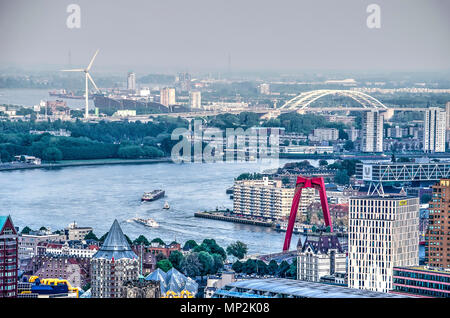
0,157,172,171
194,211,274,227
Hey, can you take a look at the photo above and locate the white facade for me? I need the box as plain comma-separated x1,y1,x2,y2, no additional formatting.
309,128,339,142
189,91,201,109
160,87,176,106
424,107,446,153
259,83,270,95
233,177,315,220
361,111,383,152
348,196,419,293
446,101,450,130
127,72,136,91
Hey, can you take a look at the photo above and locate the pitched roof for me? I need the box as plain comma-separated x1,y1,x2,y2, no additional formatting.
92,219,137,260
0,215,17,235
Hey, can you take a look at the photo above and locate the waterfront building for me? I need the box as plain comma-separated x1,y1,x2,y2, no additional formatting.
361,111,383,152
280,145,334,155
391,266,450,298
233,177,315,221
66,222,93,241
90,220,139,298
189,91,201,109
425,179,450,268
127,72,136,91
348,195,419,293
213,278,408,298
0,215,18,298
423,107,446,153
297,232,346,282
160,87,176,106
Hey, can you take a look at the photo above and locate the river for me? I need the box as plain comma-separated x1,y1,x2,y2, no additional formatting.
0,159,332,255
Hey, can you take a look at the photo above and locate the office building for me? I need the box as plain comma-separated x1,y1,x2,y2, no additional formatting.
348,196,419,293
90,220,139,298
0,215,18,298
233,177,315,221
425,179,450,268
391,266,450,298
177,72,191,91
189,91,201,109
297,232,346,282
423,107,446,153
160,87,176,106
361,111,383,152
127,72,136,91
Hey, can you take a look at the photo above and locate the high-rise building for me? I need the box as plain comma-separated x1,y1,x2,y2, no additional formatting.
233,177,315,221
127,72,136,91
361,111,383,152
91,220,139,298
446,101,450,130
177,72,191,92
0,215,18,298
160,88,176,107
423,107,446,153
297,232,346,282
348,195,419,293
425,179,450,268
189,91,201,109
259,83,270,95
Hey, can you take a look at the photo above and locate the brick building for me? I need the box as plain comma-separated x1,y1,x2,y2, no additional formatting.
0,215,18,298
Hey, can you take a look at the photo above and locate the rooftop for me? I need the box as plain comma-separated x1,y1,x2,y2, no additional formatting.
92,219,137,260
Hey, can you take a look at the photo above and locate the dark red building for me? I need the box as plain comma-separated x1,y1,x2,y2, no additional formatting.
0,215,18,298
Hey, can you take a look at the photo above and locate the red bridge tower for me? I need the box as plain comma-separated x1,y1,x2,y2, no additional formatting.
282,176,333,251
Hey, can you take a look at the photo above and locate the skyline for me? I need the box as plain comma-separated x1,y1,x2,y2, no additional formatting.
0,0,449,73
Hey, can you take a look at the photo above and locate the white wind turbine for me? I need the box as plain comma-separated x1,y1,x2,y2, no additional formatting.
61,49,100,119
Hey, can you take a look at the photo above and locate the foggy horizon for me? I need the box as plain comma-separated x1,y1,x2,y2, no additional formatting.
1,0,449,74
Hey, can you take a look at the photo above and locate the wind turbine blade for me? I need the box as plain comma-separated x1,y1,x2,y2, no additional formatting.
61,69,84,72
86,49,99,71
87,73,100,92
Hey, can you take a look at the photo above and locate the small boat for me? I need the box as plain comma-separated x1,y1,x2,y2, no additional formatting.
163,201,170,210
132,217,159,228
141,190,165,202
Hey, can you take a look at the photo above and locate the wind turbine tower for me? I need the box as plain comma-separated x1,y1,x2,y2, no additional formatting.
61,49,100,119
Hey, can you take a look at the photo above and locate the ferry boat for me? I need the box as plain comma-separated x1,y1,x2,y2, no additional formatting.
132,217,159,228
163,201,170,210
141,190,165,202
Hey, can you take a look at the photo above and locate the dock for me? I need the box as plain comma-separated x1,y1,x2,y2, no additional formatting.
194,211,274,227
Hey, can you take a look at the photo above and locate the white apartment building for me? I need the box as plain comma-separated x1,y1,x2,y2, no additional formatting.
361,111,383,152
189,91,202,109
127,72,136,91
348,195,419,293
160,87,176,106
309,128,339,142
423,107,446,153
233,177,315,220
297,233,347,282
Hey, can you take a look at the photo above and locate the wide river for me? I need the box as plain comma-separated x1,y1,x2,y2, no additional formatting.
0,159,330,255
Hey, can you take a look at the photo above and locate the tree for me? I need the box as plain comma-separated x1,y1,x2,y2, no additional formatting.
42,146,63,162
21,226,32,234
181,252,202,278
334,169,350,185
84,231,98,241
183,240,198,251
319,159,328,167
268,260,278,275
232,260,243,273
39,226,47,231
117,145,144,159
343,140,354,151
198,251,214,278
133,235,150,246
156,259,173,272
277,261,291,278
151,238,166,246
169,250,184,271
201,239,227,261
156,252,167,262
242,259,258,274
211,253,224,274
0,150,12,162
226,241,248,260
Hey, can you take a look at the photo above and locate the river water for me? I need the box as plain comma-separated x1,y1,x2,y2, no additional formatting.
0,159,330,255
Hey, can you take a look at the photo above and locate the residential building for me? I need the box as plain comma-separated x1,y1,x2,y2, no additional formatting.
0,215,18,298
189,91,201,109
127,72,136,91
361,110,383,152
160,87,176,106
391,266,450,298
348,195,419,293
67,222,93,241
90,220,139,298
18,232,66,260
233,177,315,221
297,232,347,282
423,107,446,153
425,179,450,268
309,128,339,142
177,72,191,92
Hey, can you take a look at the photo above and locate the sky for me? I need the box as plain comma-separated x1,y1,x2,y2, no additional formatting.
0,0,449,74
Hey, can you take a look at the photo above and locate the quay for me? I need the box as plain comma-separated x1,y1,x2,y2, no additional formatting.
194,211,274,227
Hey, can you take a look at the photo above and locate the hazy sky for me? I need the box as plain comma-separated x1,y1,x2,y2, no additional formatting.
0,0,449,73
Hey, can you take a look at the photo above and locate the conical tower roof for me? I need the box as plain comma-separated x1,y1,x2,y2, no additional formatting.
93,219,137,260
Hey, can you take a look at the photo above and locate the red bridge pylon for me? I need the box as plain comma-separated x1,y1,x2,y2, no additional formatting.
282,176,332,251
